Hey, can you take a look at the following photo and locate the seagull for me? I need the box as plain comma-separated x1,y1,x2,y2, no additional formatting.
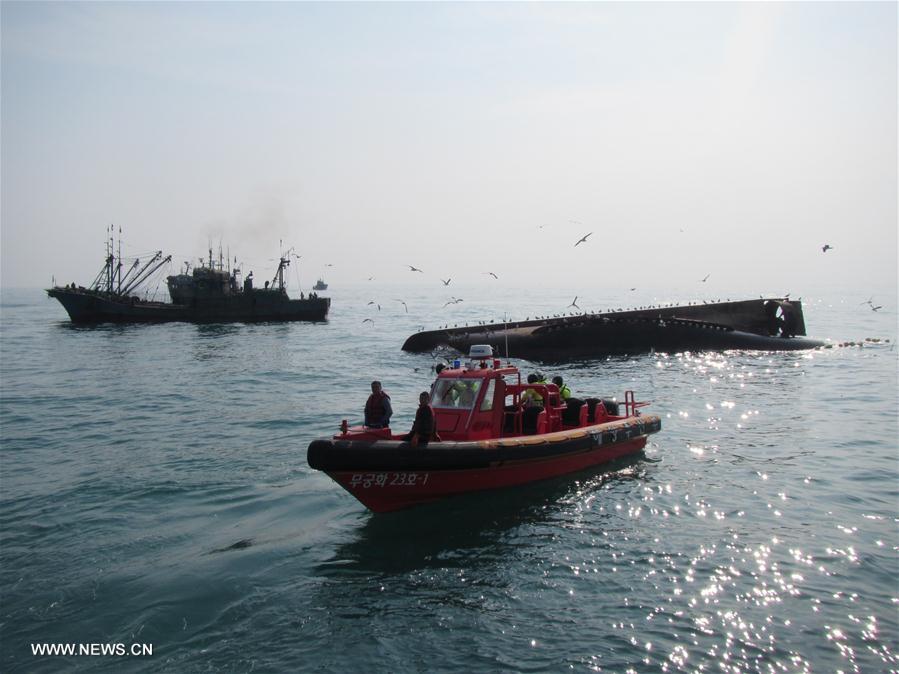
486,272,499,279
629,287,636,291
394,299,408,313
408,265,424,273
367,276,375,281
700,274,710,282
367,300,375,305
574,232,592,247
362,318,374,324
860,297,873,306
568,296,580,309
822,244,833,252
871,305,882,312
441,278,451,286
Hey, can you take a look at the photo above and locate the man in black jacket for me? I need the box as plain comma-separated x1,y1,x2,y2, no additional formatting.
405,391,438,447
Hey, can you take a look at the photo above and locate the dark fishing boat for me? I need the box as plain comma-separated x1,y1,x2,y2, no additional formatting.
313,278,328,291
307,345,661,512
47,237,329,324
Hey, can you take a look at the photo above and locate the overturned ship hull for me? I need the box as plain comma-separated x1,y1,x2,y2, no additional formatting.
47,287,330,324
402,298,823,359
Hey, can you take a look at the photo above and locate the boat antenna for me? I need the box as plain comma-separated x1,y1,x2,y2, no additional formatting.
504,313,510,361
106,224,113,293
116,225,123,295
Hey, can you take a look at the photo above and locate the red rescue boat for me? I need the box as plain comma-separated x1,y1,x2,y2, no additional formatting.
307,345,662,512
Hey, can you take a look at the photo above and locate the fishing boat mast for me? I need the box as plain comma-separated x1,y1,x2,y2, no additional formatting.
120,252,170,296
271,256,290,291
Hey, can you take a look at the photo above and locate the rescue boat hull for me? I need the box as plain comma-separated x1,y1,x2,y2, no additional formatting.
307,415,661,512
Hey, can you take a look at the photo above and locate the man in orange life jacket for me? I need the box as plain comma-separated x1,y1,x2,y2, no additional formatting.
364,380,393,428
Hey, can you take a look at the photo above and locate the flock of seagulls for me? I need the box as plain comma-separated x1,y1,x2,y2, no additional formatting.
355,233,877,325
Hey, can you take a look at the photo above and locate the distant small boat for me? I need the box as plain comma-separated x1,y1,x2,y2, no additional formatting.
313,279,328,291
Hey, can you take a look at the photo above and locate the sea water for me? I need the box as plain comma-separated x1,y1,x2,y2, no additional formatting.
1,285,896,672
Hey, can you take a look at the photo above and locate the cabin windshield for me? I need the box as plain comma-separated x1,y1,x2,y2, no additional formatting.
432,378,483,409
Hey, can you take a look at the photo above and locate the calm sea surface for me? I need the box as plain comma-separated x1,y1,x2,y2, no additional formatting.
1,284,896,673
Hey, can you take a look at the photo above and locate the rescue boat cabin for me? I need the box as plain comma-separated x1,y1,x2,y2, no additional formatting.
349,345,640,442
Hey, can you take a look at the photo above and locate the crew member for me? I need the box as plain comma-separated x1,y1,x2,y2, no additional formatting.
552,375,572,400
521,373,544,408
364,380,393,428
404,391,439,447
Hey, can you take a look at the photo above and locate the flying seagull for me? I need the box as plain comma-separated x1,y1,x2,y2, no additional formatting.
408,265,424,273
441,278,451,286
394,299,408,313
568,296,580,309
822,244,833,252
362,318,374,324
485,272,499,279
871,305,882,312
574,232,592,247
700,274,710,282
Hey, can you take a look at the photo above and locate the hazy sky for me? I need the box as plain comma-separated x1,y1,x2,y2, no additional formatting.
2,2,896,296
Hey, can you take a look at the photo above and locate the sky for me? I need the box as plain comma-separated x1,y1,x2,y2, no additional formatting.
1,1,896,298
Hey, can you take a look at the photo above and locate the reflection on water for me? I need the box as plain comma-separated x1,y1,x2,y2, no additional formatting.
194,323,244,338
318,455,647,578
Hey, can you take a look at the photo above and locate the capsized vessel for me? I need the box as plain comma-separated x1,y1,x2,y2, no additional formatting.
307,345,661,512
402,298,823,358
